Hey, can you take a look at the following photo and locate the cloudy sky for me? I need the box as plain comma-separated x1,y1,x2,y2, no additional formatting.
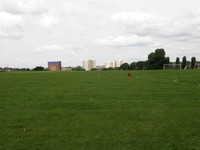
0,0,200,68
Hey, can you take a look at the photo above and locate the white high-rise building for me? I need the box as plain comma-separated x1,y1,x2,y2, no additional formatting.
115,60,124,68
105,61,114,68
83,60,96,71
105,60,124,68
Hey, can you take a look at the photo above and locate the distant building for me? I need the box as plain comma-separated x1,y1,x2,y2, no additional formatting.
196,62,200,69
62,67,72,71
106,60,124,68
83,60,96,71
105,61,114,68
115,60,124,68
48,61,61,71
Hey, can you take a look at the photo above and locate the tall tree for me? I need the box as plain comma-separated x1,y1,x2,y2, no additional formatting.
191,57,196,69
136,61,145,70
176,57,180,64
182,56,187,69
72,66,84,71
33,66,45,71
130,62,136,70
148,52,156,69
165,57,170,64
120,63,130,70
155,49,166,69
147,48,168,70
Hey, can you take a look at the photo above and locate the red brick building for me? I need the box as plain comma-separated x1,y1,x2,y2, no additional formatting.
48,61,62,71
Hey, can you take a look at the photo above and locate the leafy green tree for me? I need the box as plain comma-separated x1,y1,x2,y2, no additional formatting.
176,57,180,64
33,66,44,71
143,61,149,70
182,56,187,69
130,62,136,70
191,57,196,69
91,68,97,71
136,61,145,70
19,68,30,71
148,52,156,69
155,49,166,69
147,48,169,70
115,67,121,70
120,63,130,70
165,57,170,64
72,66,84,71
107,67,114,70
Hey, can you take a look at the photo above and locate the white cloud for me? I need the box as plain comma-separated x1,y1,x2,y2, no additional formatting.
0,12,24,39
36,44,64,52
39,16,58,29
36,43,82,52
112,11,158,25
0,0,48,15
96,35,152,47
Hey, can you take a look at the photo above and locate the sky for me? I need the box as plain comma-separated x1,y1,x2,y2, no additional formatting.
0,0,200,68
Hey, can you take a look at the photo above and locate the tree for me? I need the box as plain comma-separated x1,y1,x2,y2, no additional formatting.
102,68,108,71
19,68,31,71
165,57,170,64
176,57,180,64
115,67,121,70
136,61,145,70
130,62,136,70
91,68,97,71
182,56,187,69
147,48,168,70
120,63,130,70
72,66,84,71
143,61,149,70
107,67,114,70
148,52,156,69
154,49,166,69
191,57,196,69
33,66,44,71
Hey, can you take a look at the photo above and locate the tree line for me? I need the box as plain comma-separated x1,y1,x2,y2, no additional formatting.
119,48,198,70
1,48,198,72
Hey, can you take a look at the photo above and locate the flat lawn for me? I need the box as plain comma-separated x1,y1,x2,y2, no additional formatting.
0,70,200,150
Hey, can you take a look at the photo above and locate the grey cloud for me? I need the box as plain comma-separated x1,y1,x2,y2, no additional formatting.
111,11,200,41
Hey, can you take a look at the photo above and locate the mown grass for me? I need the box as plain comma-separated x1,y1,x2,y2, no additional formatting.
0,70,200,150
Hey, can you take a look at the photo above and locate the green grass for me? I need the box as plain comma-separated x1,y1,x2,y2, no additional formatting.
1,70,200,150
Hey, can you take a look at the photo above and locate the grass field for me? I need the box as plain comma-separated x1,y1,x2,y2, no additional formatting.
1,70,200,150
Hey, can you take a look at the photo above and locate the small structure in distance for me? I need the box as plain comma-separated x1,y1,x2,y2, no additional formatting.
163,64,181,70
48,61,62,71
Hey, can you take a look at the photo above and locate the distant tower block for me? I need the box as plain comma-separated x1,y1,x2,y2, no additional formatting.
48,61,62,71
83,59,96,71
